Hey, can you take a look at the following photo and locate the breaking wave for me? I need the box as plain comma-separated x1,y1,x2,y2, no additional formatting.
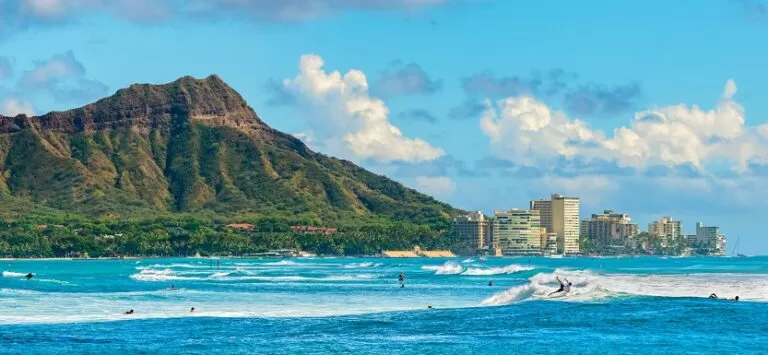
343,262,382,269
482,269,768,305
264,260,297,266
422,262,534,276
421,262,463,275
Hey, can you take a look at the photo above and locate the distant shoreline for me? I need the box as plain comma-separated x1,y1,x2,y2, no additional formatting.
0,254,745,261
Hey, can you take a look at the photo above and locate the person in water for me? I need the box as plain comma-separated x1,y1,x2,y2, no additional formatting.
190,307,195,313
488,280,494,287
709,293,718,299
548,276,572,296
169,285,176,290
731,296,739,301
124,309,134,315
25,273,33,280
398,272,406,288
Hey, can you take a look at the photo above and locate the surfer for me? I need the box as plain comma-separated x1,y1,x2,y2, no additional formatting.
548,276,571,296
169,284,176,290
731,296,739,301
488,279,494,287
25,273,33,280
190,307,195,313
398,272,405,288
124,309,134,315
709,293,718,299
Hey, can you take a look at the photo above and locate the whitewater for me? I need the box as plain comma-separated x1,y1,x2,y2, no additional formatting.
1,256,767,353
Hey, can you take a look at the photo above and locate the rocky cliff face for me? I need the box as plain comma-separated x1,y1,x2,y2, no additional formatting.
0,75,457,223
0,75,265,134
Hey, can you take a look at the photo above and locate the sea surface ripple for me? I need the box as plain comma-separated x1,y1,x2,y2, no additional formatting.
1,256,767,353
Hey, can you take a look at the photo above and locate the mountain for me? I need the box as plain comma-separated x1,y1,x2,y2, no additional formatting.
0,75,459,225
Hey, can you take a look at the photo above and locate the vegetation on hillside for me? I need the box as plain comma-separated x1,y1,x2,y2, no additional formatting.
0,76,465,257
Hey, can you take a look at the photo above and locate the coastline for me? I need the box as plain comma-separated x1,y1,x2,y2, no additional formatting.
0,254,741,261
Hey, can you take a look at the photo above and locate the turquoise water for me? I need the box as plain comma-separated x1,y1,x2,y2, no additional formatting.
1,256,767,354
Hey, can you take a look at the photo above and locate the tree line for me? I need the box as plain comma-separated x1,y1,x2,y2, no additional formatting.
0,216,471,258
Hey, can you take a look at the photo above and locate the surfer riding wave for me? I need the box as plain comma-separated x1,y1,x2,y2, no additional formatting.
548,276,571,296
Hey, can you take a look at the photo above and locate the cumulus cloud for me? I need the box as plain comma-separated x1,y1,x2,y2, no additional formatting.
277,54,444,163
397,108,438,123
458,69,642,118
371,61,443,97
20,50,108,103
479,80,767,174
415,176,456,197
0,98,35,116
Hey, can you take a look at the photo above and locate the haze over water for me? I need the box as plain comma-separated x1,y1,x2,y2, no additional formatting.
1,256,767,353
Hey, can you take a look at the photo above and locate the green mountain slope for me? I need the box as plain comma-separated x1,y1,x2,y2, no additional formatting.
0,75,459,226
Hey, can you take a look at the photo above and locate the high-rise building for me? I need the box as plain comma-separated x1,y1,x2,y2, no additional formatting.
687,222,726,256
581,210,639,248
532,194,580,254
648,217,682,247
492,209,542,255
452,211,489,250
530,199,552,232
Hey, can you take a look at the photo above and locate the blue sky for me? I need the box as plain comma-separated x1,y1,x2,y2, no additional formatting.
2,0,768,253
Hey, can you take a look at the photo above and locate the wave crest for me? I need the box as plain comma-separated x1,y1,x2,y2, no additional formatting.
482,269,768,305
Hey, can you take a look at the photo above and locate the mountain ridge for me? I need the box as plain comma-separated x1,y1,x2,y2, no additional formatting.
0,75,460,226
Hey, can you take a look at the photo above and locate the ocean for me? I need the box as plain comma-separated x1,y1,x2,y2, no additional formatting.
1,256,766,354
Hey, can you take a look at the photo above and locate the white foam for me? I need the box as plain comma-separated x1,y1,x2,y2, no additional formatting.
421,261,463,275
482,269,768,305
264,260,297,266
343,262,382,269
461,258,475,264
462,264,534,276
2,271,27,278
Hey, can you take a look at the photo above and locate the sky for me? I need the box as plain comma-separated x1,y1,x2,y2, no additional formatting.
1,0,768,253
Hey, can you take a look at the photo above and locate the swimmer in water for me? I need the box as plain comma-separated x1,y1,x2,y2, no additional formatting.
190,307,195,313
548,276,571,296
709,293,718,299
124,309,134,315
731,296,739,301
488,279,494,287
169,285,176,290
25,273,33,280
398,272,406,288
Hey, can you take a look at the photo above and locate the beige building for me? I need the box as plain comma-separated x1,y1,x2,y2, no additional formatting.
648,216,682,247
452,211,489,250
493,209,542,255
531,194,580,254
540,228,558,255
581,210,639,248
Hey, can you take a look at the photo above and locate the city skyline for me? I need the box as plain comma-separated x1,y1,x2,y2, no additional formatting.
2,1,768,253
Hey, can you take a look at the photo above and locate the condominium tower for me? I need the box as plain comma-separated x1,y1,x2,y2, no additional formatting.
492,209,542,255
648,216,682,247
531,194,580,254
581,210,639,247
452,211,490,250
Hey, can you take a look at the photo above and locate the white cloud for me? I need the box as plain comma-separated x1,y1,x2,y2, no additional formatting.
1,98,35,116
415,176,456,197
480,80,768,174
21,0,67,17
279,54,444,163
